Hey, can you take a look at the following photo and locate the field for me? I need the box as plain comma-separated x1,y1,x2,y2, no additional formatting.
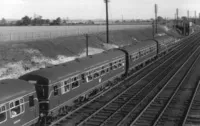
0,25,151,42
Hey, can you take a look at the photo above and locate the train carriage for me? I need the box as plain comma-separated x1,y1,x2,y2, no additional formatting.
13,34,178,125
155,36,176,52
19,49,127,122
122,39,157,70
0,79,39,126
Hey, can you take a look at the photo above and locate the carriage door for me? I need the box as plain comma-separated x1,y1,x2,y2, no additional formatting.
29,94,37,119
52,84,60,108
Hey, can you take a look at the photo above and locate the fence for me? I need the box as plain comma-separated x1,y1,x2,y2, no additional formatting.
0,25,151,42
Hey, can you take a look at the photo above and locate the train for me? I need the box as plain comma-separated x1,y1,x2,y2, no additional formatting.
175,20,190,36
0,35,179,126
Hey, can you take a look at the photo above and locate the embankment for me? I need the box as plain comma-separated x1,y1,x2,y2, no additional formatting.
0,25,181,80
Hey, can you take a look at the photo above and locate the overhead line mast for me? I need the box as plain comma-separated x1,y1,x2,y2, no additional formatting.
104,0,110,43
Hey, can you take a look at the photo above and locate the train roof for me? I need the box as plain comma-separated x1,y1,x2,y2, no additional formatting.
122,39,156,53
0,79,35,104
20,49,125,84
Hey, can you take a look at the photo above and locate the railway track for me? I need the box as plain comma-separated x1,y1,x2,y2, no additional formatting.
129,43,200,126
50,33,200,126
183,81,200,126
74,35,200,126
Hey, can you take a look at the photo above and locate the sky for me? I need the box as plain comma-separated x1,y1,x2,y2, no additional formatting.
1,0,200,20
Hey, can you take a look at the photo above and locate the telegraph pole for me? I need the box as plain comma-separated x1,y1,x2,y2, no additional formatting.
152,20,155,39
104,0,110,43
199,13,200,20
155,4,158,33
176,8,179,25
85,34,89,56
152,20,159,55
174,13,176,29
195,11,197,24
187,10,190,35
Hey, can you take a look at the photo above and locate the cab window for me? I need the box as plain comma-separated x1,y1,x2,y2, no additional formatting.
10,98,25,118
0,105,6,123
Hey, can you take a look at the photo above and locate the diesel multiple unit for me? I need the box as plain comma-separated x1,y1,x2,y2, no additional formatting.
0,35,177,126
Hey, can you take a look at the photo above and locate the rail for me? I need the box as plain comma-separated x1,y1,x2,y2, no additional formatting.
181,80,200,125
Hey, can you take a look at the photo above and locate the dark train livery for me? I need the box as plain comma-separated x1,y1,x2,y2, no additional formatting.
0,35,178,126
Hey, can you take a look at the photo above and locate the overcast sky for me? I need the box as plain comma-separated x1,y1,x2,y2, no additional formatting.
1,0,200,20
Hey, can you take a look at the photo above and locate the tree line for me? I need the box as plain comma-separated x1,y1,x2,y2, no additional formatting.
16,16,62,26
1,15,199,26
0,15,72,26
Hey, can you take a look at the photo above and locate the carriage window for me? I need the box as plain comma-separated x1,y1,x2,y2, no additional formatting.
10,98,24,118
0,105,6,123
94,72,100,79
81,74,86,83
74,77,77,81
54,85,58,96
72,81,79,89
29,95,34,107
10,103,14,108
64,84,70,92
87,75,93,82
118,60,122,67
61,80,70,94
101,66,106,75
110,63,113,70
113,62,118,69
64,81,70,92
105,67,109,73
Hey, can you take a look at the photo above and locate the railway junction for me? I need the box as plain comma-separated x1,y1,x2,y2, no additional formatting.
44,31,200,126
